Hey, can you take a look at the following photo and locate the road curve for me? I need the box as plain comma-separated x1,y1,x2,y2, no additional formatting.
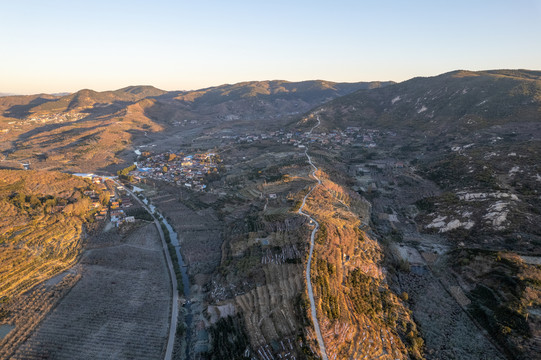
297,116,328,360
114,181,179,360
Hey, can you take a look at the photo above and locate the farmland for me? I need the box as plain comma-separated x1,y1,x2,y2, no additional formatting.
8,223,171,359
0,170,94,301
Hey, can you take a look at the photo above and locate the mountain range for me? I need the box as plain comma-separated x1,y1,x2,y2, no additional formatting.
0,80,390,172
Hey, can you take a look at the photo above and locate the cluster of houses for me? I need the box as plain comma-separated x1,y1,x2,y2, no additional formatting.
132,152,220,191
2,113,86,135
230,127,383,150
26,112,85,125
109,190,135,226
81,176,135,226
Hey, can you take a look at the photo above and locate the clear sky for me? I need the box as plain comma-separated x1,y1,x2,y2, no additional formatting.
2,0,541,94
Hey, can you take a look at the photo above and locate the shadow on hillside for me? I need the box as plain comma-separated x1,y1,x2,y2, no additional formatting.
4,97,57,119
6,100,139,142
75,100,133,117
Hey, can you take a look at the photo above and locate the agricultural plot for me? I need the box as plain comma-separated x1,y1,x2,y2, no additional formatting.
0,170,93,300
0,272,80,360
149,189,222,277
9,223,171,360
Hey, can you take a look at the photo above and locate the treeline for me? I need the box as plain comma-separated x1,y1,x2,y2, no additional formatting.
313,258,340,320
315,224,327,245
5,192,94,218
7,193,64,213
117,164,136,181
125,207,153,221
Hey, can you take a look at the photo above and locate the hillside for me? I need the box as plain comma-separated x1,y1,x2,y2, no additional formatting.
1,86,166,116
3,70,540,359
0,170,98,300
295,69,541,359
302,69,541,250
136,137,421,359
311,69,541,133
171,80,390,105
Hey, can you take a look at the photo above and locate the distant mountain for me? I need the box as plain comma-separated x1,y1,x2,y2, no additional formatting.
27,85,167,113
308,69,541,134
0,81,390,120
0,94,60,118
0,92,18,97
150,80,394,124
170,80,391,105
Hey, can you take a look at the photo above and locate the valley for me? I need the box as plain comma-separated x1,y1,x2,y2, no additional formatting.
1,70,540,360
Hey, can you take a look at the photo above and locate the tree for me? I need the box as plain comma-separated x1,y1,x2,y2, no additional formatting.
10,193,26,209
401,291,409,302
99,192,110,206
28,195,41,209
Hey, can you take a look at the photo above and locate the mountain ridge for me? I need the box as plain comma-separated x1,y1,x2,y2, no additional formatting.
304,69,541,134
0,80,391,116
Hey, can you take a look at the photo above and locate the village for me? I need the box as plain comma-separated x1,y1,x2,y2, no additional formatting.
120,126,389,197
79,176,137,227
132,152,221,191
1,112,86,135
231,126,386,150
26,112,86,125
78,124,397,231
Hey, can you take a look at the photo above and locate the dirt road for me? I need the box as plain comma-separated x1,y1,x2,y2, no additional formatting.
297,116,328,360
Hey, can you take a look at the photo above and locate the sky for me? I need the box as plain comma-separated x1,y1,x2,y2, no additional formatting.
1,0,541,94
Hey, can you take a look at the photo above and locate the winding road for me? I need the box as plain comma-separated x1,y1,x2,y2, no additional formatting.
297,116,328,360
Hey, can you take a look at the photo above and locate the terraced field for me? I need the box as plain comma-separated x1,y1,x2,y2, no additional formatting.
0,170,93,300
9,223,171,360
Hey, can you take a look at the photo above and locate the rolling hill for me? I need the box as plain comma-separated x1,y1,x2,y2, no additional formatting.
0,80,390,172
310,69,541,133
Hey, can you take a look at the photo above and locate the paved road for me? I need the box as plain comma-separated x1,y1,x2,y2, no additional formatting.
114,181,179,360
297,116,328,360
